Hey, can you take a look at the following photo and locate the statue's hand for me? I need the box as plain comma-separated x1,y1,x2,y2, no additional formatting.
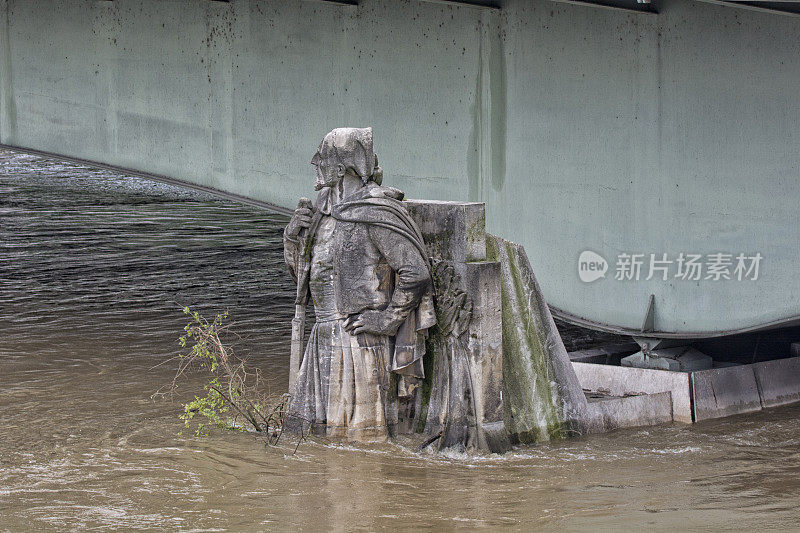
285,198,313,239
343,310,399,337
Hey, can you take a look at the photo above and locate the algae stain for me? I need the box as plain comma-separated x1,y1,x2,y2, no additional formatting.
466,210,486,262
468,12,507,201
0,1,17,142
499,237,563,442
485,233,499,262
415,329,440,433
488,19,506,193
467,42,482,203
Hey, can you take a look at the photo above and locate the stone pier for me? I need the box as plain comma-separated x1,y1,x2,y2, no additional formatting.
404,199,681,449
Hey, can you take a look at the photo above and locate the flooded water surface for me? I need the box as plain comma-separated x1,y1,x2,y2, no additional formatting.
2,149,799,531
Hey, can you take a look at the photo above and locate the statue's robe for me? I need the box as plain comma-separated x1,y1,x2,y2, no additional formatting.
283,184,434,441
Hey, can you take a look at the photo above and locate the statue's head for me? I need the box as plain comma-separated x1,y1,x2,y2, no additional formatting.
311,127,382,191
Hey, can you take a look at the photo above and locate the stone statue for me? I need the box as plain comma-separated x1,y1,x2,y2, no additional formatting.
282,127,598,452
283,127,435,442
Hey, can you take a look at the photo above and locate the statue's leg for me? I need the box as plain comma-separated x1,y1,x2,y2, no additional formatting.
285,323,328,436
326,321,391,443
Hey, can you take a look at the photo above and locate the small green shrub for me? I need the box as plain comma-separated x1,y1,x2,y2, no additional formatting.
163,307,288,442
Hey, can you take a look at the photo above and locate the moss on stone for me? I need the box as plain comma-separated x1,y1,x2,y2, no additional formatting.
465,209,486,261
495,236,564,443
415,329,440,433
485,233,499,262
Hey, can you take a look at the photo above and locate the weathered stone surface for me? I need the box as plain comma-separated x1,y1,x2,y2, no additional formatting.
573,362,693,423
284,128,435,443
281,126,800,450
404,200,486,265
568,350,608,365
568,341,640,364
586,392,674,431
692,366,762,421
464,261,504,428
487,234,595,442
753,356,800,408
406,200,508,453
621,347,713,372
577,355,800,426
285,127,723,450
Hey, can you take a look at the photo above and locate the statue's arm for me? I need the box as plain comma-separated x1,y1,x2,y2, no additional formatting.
283,229,300,283
365,224,430,331
283,198,314,283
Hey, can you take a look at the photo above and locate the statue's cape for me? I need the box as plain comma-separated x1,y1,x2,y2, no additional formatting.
330,185,430,271
330,184,436,385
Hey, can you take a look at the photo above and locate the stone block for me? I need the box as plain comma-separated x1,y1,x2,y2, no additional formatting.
481,421,511,453
692,366,762,421
573,362,693,423
569,341,640,364
586,391,674,431
621,347,713,372
465,261,504,426
403,200,508,451
489,235,593,441
405,200,486,264
569,349,608,364
753,356,800,408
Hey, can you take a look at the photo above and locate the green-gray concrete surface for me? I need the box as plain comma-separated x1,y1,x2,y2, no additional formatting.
1,0,798,336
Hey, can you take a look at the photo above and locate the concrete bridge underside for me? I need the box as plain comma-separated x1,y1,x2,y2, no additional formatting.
1,0,798,337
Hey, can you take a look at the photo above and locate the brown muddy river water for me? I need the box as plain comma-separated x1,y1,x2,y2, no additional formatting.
1,148,799,531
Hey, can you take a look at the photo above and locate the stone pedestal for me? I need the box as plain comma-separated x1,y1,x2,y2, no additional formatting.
404,200,507,451
405,199,602,447
486,234,596,441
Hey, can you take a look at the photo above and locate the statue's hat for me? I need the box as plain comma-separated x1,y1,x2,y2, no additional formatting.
312,127,378,182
